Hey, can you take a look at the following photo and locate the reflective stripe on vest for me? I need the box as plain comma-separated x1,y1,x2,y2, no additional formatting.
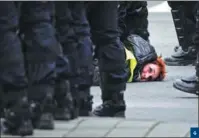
124,47,138,82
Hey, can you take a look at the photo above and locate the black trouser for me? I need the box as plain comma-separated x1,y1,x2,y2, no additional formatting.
118,1,149,41
55,1,93,88
19,1,59,102
168,1,196,51
0,1,28,113
55,1,93,103
193,2,199,78
87,2,128,100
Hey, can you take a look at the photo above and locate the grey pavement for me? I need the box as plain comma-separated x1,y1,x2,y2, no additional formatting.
1,1,198,138
1,117,197,137
147,1,164,8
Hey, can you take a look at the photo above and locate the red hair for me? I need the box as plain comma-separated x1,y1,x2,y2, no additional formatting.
153,56,166,81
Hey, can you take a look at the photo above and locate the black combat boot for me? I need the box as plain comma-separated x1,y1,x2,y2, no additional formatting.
92,91,126,117
54,80,75,120
173,52,199,95
79,87,93,116
29,85,55,130
164,46,196,66
69,85,80,119
92,70,127,117
2,89,33,136
181,75,197,83
173,78,198,95
173,9,199,94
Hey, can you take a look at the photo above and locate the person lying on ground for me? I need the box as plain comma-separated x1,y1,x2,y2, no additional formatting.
92,34,166,86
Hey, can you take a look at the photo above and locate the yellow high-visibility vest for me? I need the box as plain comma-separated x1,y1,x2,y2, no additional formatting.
124,47,138,82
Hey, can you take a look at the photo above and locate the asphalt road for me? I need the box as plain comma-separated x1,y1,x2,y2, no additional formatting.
91,2,198,124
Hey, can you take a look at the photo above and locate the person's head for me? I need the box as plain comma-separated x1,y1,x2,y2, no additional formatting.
140,56,166,81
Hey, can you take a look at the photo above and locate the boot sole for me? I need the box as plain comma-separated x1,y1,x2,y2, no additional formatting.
165,60,195,66
114,111,125,117
91,111,125,118
173,82,199,95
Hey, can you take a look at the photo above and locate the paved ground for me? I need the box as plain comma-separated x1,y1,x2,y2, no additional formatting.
1,117,197,137
1,1,198,138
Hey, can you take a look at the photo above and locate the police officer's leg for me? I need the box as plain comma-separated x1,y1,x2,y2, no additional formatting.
54,2,77,120
20,1,59,129
55,54,74,120
55,1,80,119
168,1,186,49
164,1,196,66
172,3,198,84
88,1,128,117
125,1,150,41
173,3,199,95
0,1,33,135
69,2,94,116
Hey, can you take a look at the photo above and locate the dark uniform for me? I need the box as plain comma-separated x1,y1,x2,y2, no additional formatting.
19,1,59,130
118,1,149,42
87,2,128,117
195,3,199,93
164,1,197,66
54,2,93,117
173,2,199,95
54,1,79,121
0,1,33,136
